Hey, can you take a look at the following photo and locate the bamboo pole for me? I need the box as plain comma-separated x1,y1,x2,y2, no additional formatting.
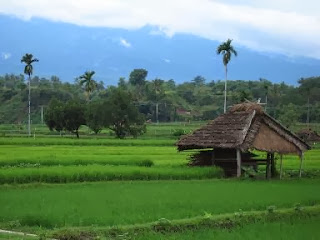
236,149,241,177
279,154,283,179
299,153,304,178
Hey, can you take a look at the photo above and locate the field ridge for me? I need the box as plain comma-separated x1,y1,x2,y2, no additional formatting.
50,204,320,239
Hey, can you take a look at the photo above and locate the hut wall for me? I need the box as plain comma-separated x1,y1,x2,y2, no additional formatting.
252,123,300,154
214,148,237,159
213,148,237,177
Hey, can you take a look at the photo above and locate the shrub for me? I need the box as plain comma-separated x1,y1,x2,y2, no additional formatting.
172,129,187,137
266,205,276,214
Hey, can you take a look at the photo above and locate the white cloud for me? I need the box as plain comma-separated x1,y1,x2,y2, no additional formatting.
119,38,131,48
1,52,11,60
0,0,319,58
163,59,171,63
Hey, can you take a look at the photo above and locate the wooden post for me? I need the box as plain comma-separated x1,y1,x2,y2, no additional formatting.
270,153,276,178
266,153,271,179
299,152,304,178
279,154,283,179
236,149,241,177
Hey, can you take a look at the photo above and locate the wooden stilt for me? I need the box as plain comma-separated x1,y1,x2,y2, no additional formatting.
279,155,283,179
270,153,275,178
299,153,304,178
266,153,270,179
236,149,241,177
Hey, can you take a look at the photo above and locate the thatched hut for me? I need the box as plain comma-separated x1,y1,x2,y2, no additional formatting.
297,129,320,143
177,102,311,178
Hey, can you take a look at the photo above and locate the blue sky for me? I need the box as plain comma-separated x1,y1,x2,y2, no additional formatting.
0,0,319,59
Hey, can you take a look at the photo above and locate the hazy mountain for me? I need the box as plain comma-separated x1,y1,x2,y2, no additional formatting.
1,15,319,85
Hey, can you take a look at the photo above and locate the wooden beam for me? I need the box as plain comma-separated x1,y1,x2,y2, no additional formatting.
279,154,283,179
299,153,304,178
236,149,241,177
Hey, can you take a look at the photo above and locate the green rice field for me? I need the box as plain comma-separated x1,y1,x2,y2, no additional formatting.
0,124,319,239
1,180,320,228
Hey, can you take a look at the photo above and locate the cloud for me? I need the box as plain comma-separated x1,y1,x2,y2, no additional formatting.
1,52,11,60
119,38,131,48
0,0,319,59
163,59,171,63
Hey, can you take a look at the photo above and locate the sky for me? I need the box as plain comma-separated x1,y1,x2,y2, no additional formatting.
0,0,320,59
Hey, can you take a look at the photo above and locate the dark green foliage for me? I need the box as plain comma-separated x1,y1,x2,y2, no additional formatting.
278,103,300,129
21,53,39,77
85,101,104,134
129,68,148,86
78,70,97,101
137,159,154,167
1,72,320,125
102,89,146,138
172,129,187,137
217,39,237,66
45,99,85,138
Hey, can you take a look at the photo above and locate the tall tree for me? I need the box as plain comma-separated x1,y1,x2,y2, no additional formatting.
21,53,39,136
79,71,97,101
45,99,86,138
217,39,237,113
102,89,146,138
129,69,148,100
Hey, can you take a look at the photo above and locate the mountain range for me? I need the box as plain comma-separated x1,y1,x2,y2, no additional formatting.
1,15,319,85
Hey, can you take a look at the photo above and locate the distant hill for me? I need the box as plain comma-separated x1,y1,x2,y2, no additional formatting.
0,15,320,85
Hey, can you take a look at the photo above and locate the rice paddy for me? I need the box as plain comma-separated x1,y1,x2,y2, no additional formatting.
0,123,319,239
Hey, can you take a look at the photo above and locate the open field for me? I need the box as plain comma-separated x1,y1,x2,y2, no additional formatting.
1,180,320,229
0,137,319,184
0,129,319,239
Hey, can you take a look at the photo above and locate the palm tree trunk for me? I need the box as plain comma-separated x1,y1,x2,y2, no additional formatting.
28,75,31,136
224,65,228,113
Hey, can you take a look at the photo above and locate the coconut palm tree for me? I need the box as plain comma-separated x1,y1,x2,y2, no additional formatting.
217,39,237,113
21,53,39,136
79,71,97,101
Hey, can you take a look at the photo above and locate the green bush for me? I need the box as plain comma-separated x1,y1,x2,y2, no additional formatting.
172,129,187,137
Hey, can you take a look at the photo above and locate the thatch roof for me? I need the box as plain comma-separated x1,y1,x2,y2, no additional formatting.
177,103,310,155
296,129,320,142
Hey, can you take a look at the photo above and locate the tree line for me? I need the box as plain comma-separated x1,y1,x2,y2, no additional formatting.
0,69,320,137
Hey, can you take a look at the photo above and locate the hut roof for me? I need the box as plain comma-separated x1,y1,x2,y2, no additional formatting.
177,103,310,155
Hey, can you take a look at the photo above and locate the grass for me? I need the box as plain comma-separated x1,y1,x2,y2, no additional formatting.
0,179,320,229
0,145,188,167
0,234,37,240
0,137,175,146
135,215,320,240
0,142,319,184
0,130,318,238
0,165,223,184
